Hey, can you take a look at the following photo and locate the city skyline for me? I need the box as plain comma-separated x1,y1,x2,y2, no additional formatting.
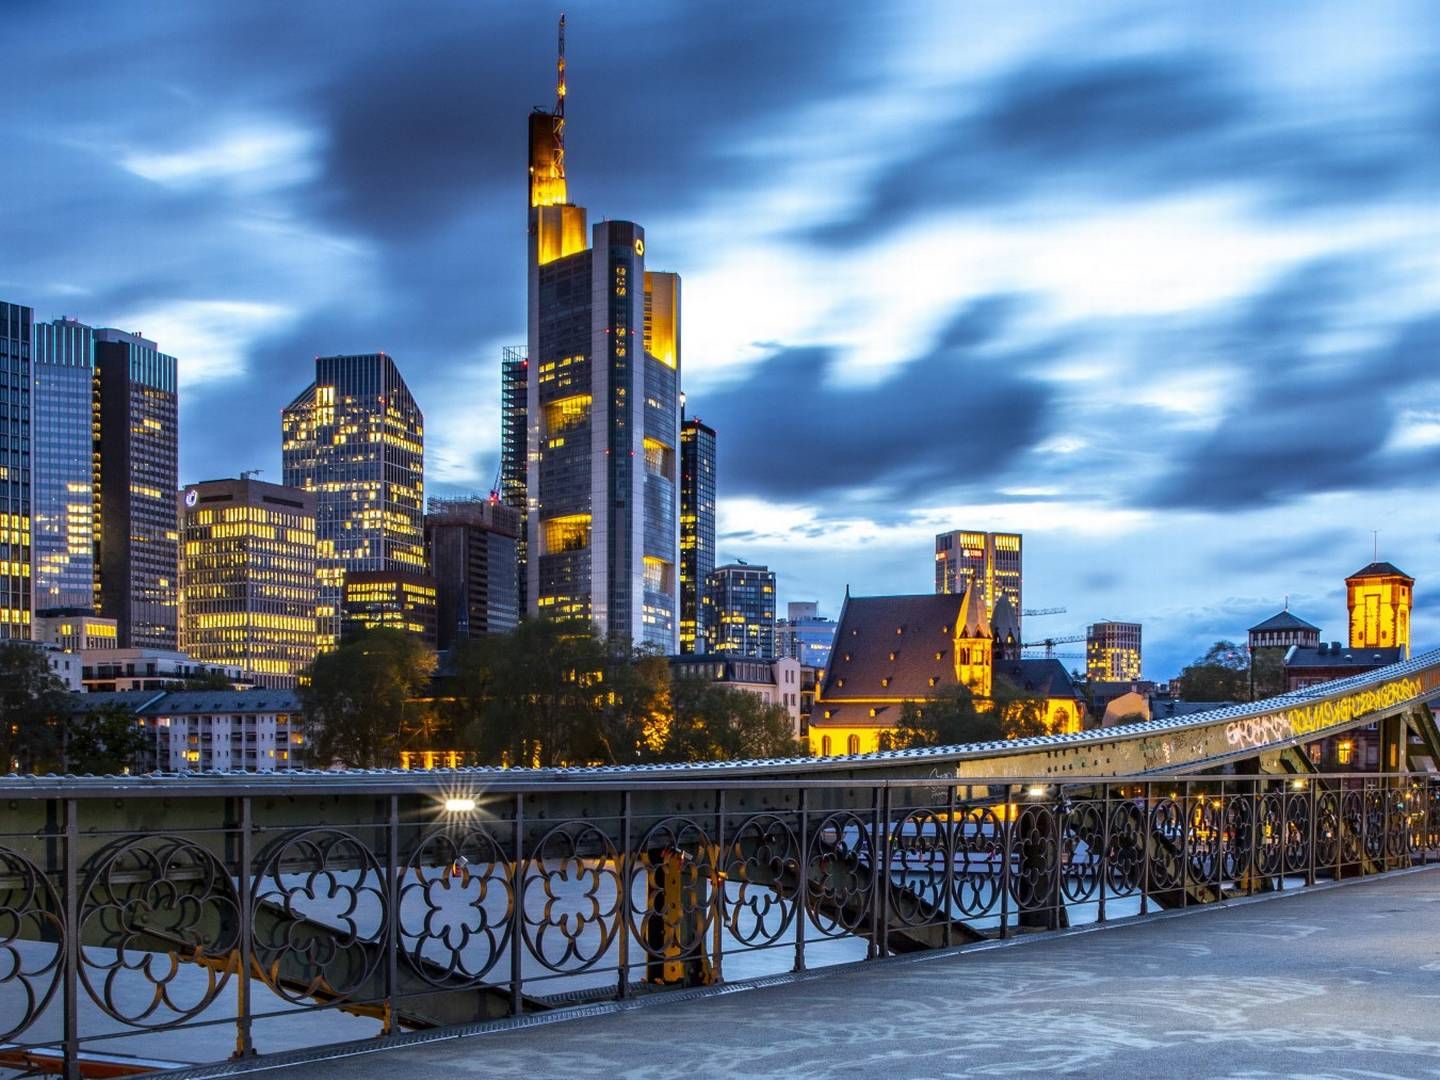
5,4,1440,676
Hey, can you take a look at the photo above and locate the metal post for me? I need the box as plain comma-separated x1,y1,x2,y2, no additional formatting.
234,797,255,1058
711,790,725,984
1180,781,1190,910
1360,777,1369,878
1051,787,1064,931
999,785,1013,940
1097,785,1109,924
1382,770,1392,873
794,788,807,973
1305,779,1317,887
382,795,399,1035
1139,782,1150,917
509,793,525,1015
875,785,892,958
62,798,79,1080
1248,779,1259,896
618,790,631,998
944,783,956,948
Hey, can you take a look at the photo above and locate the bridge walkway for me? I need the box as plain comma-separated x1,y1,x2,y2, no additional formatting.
196,867,1440,1080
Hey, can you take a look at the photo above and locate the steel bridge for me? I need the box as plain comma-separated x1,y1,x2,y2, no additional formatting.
4,650,1440,1078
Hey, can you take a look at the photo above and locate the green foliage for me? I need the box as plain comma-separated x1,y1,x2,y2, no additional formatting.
661,677,800,762
1176,639,1251,702
0,643,69,773
1249,647,1288,700
66,702,148,775
1110,711,1149,726
300,629,437,768
889,679,1050,751
178,669,234,691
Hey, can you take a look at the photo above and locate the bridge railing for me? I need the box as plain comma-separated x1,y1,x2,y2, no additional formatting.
0,770,1435,1077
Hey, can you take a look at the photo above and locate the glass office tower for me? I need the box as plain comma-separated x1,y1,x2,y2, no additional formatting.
94,329,179,649
501,346,528,607
679,410,715,653
426,497,521,649
0,301,31,639
32,317,96,614
704,563,777,659
282,353,425,649
934,530,1022,631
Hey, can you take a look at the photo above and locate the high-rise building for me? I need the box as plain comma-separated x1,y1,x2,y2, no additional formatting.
500,347,528,607
94,329,178,649
426,497,521,650
282,353,425,649
0,301,31,640
342,570,437,645
679,408,716,653
1346,561,1413,658
1086,620,1142,681
179,478,318,688
704,563,776,659
31,317,96,615
934,530,1022,632
526,36,681,649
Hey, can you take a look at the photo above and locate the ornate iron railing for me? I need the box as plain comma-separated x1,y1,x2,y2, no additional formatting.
0,770,1435,1077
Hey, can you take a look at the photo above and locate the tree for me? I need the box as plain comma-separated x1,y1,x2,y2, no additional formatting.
300,629,437,768
660,677,800,762
66,702,148,774
1176,640,1250,702
889,680,1051,751
178,669,234,691
0,643,69,773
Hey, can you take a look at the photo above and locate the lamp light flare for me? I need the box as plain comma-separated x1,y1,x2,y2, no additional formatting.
444,797,477,813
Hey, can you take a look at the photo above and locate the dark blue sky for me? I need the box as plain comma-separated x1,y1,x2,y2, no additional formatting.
5,2,1440,677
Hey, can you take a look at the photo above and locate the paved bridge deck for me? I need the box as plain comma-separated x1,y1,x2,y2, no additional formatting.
196,868,1440,1080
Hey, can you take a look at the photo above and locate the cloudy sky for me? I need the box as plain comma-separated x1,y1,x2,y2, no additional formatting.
5,1,1440,678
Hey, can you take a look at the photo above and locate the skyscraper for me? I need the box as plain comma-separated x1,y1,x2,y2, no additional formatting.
679,409,715,653
94,328,178,649
0,301,31,640
179,477,318,688
31,317,96,614
1086,620,1142,681
281,353,425,649
426,497,521,649
704,563,777,659
526,27,681,649
500,346,528,606
934,530,1022,631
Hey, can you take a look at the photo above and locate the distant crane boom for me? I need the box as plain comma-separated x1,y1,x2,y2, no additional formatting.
1021,606,1066,617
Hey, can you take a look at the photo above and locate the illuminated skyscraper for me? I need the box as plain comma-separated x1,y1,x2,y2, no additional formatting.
0,301,31,639
179,477,318,688
342,570,437,645
526,26,681,649
500,346,528,605
679,409,715,653
282,353,425,649
1347,561,1413,658
1086,620,1142,681
94,328,178,649
704,563,776,659
31,317,96,615
934,530,1022,631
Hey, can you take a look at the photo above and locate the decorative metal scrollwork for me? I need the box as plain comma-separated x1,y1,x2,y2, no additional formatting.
1104,799,1145,896
1009,804,1059,914
886,808,950,928
723,813,798,948
1187,796,1223,886
399,825,512,987
78,834,239,1028
251,828,386,1005
627,817,716,969
0,846,64,1041
1253,793,1284,880
1147,796,1185,893
1061,800,1104,905
1282,791,1310,875
521,820,622,974
951,805,1003,919
806,811,874,939
1315,791,1341,868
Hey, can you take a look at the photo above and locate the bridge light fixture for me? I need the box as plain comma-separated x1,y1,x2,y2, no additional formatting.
1026,784,1048,799
444,797,478,813
1289,779,1307,791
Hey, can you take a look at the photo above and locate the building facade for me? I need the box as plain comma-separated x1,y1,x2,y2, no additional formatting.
500,346,528,606
94,329,178,649
934,530,1021,631
282,353,425,649
775,601,837,670
31,317,95,614
1346,561,1412,657
679,410,716,653
704,563,776,659
0,302,31,640
426,497,520,649
179,478,318,688
1247,608,1320,699
525,63,682,650
342,569,437,645
32,611,118,651
1086,620,1142,681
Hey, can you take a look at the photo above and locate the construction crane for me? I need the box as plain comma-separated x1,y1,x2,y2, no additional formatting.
239,469,263,481
1020,633,1085,658
1021,606,1066,617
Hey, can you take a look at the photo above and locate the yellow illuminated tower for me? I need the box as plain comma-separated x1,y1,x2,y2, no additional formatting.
1346,561,1413,657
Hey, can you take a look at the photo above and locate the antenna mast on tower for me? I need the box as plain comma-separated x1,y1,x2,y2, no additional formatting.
553,14,567,185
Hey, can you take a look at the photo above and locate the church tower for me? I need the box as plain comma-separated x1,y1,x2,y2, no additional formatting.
1346,561,1413,658
954,585,993,698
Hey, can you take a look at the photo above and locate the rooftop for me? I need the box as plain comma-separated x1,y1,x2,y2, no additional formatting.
1248,609,1321,633
1348,561,1413,581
